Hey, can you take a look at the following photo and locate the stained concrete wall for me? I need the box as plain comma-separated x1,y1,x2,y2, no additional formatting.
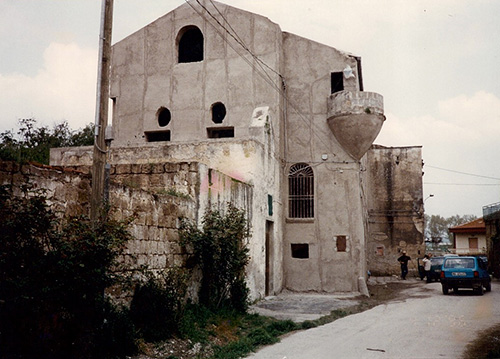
110,0,283,147
281,33,367,292
363,145,424,276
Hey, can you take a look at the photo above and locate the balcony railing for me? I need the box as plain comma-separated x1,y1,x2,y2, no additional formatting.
483,202,500,220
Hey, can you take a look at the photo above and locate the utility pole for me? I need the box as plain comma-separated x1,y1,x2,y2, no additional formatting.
91,0,114,221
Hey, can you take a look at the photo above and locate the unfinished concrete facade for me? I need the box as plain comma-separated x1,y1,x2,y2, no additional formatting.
51,0,422,298
363,146,425,276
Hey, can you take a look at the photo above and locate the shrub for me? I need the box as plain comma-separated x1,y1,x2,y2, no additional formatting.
130,268,188,342
0,184,134,358
179,204,250,312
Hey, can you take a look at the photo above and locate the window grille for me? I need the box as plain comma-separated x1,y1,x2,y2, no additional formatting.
288,163,314,218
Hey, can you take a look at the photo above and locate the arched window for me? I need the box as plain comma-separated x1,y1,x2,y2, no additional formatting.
288,163,314,218
177,26,204,63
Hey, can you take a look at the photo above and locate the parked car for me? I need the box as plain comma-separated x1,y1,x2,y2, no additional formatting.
417,256,446,282
440,256,491,295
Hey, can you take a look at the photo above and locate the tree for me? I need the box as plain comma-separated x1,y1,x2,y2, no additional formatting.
0,184,136,358
424,214,478,250
0,118,94,165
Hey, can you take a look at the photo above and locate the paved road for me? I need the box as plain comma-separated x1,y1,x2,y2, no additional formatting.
246,280,500,359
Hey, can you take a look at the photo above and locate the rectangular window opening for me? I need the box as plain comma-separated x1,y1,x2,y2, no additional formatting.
207,127,234,138
145,131,171,142
291,243,309,259
336,235,347,252
331,72,344,94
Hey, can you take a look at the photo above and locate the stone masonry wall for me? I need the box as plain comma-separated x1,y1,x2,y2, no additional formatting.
0,160,252,299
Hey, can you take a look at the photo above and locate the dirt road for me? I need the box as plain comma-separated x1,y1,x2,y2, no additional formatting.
246,280,500,359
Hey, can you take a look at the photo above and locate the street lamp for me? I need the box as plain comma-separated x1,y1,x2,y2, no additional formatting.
424,194,434,202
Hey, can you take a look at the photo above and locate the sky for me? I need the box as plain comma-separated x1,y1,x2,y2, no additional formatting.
1,0,499,218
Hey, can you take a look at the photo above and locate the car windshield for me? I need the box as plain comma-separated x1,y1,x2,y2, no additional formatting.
431,257,444,266
444,258,475,269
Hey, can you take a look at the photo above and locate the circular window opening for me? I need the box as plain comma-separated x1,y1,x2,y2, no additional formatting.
157,107,171,127
211,102,226,124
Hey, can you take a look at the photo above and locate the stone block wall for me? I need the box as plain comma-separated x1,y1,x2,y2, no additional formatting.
0,160,252,299
0,161,91,218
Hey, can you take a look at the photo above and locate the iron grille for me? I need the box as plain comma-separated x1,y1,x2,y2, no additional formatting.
288,163,314,218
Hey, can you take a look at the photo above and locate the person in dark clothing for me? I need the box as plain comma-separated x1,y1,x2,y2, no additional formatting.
398,251,411,280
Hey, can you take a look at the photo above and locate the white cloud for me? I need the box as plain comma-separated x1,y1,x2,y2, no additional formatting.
0,42,97,132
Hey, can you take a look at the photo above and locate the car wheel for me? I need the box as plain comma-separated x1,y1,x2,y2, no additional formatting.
442,284,449,295
476,286,484,296
486,282,491,292
452,287,458,293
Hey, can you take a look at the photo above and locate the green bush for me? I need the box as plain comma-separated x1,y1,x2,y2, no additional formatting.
0,118,95,164
130,268,188,342
179,204,250,312
0,184,134,358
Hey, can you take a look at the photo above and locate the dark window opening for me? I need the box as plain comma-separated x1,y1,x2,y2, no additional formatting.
288,163,314,218
291,243,309,259
178,27,204,63
157,107,171,127
207,127,234,138
336,236,347,252
331,72,344,94
145,131,171,142
211,102,226,124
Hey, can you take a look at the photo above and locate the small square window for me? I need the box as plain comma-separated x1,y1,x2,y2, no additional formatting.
291,243,309,259
336,236,347,252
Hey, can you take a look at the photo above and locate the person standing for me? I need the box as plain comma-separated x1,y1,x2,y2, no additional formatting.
398,251,411,280
422,254,432,283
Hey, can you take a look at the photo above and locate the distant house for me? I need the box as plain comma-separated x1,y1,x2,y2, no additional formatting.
449,218,486,255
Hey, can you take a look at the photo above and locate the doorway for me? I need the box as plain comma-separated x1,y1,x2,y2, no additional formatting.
265,221,274,296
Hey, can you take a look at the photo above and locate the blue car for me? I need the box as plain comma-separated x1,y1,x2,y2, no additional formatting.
440,256,491,295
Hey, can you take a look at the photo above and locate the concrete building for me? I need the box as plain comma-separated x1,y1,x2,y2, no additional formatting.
51,0,423,299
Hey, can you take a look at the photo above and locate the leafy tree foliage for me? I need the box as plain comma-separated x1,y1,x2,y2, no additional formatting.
424,213,478,247
179,205,250,312
0,185,135,359
0,118,94,164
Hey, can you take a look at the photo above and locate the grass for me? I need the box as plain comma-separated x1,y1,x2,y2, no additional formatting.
164,300,378,359
134,283,407,359
463,323,500,359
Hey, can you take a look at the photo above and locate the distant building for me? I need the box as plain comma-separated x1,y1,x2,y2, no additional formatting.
483,202,500,277
448,218,486,255
49,0,423,298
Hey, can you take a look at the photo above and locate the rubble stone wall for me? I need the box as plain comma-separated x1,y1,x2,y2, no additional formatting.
0,161,250,275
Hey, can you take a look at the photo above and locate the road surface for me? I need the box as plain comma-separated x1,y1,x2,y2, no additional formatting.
245,280,500,359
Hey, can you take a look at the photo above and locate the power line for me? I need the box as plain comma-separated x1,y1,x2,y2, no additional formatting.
185,0,344,160
425,182,500,186
426,165,500,181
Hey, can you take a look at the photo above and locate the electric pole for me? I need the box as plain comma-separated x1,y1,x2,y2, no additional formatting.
91,0,114,221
